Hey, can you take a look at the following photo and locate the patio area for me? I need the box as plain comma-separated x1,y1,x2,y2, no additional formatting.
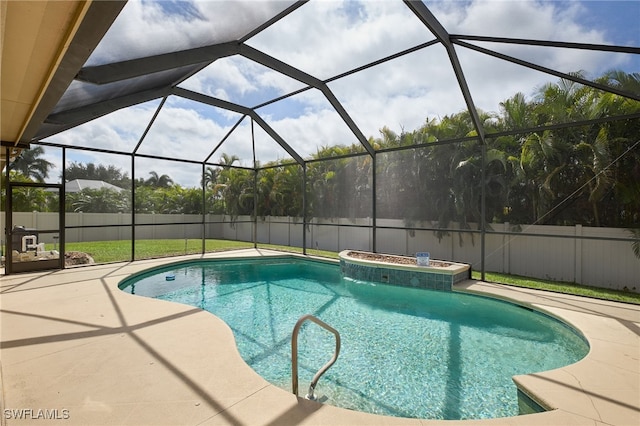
1,249,638,425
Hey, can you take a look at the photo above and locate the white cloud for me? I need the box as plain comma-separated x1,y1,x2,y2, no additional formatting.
242,0,629,140
247,0,433,79
61,0,634,187
179,56,305,107
440,0,627,74
45,102,159,151
135,103,239,183
87,0,295,65
182,57,257,100
260,105,364,159
135,155,202,188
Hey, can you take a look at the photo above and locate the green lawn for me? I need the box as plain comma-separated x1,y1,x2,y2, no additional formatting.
61,239,337,263
63,239,252,263
256,243,340,259
472,270,640,305
58,240,639,304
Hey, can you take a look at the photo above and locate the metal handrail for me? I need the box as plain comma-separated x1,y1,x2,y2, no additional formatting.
291,314,341,400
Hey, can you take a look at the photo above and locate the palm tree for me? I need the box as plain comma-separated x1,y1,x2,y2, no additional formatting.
202,166,219,189
4,170,50,211
574,128,613,226
595,72,640,227
500,92,534,131
601,70,640,96
276,164,304,217
9,146,54,182
219,153,240,167
524,73,640,226
214,163,253,219
65,161,130,187
145,171,174,188
67,188,130,213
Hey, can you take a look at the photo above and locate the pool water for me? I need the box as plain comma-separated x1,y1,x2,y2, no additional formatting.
119,257,589,420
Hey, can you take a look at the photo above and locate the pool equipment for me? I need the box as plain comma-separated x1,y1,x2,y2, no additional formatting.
11,226,39,252
416,251,430,266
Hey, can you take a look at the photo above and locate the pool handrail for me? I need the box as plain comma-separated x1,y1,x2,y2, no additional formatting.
291,314,341,400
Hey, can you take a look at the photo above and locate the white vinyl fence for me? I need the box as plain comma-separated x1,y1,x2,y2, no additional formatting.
2,212,638,291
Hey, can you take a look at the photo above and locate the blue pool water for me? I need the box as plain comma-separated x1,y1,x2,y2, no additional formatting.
119,257,589,420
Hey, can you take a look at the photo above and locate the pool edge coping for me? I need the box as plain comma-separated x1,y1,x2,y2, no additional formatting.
99,251,640,424
118,251,630,423
1,249,638,426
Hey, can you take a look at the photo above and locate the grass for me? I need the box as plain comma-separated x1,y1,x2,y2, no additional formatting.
63,239,252,263
256,243,340,259
57,239,639,304
61,240,338,263
472,270,640,305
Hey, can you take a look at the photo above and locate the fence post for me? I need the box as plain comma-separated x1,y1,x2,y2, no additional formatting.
405,226,409,256
575,224,582,285
504,222,510,275
79,211,84,242
119,212,124,241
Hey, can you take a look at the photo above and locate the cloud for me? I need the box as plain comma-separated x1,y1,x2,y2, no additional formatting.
46,101,160,151
247,0,433,80
243,0,632,140
56,0,636,187
440,0,629,75
179,56,305,107
134,156,202,188
87,0,295,65
182,57,257,100
259,103,364,159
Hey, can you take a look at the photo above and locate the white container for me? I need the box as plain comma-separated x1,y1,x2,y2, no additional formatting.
416,252,430,266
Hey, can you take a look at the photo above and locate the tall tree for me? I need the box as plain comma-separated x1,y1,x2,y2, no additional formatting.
9,147,54,182
196,71,640,230
65,162,130,188
219,153,240,167
145,171,174,188
202,166,219,189
2,171,51,212
67,188,130,213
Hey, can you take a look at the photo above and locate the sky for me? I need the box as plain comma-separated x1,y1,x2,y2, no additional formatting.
42,0,640,187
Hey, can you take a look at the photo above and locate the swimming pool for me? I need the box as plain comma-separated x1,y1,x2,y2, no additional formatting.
119,256,589,420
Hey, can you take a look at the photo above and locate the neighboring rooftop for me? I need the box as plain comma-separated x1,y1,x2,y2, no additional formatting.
65,179,125,193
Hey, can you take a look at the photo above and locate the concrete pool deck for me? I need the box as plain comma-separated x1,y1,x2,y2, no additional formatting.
1,249,638,425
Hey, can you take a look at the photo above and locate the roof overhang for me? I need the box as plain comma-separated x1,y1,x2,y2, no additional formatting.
0,0,125,169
